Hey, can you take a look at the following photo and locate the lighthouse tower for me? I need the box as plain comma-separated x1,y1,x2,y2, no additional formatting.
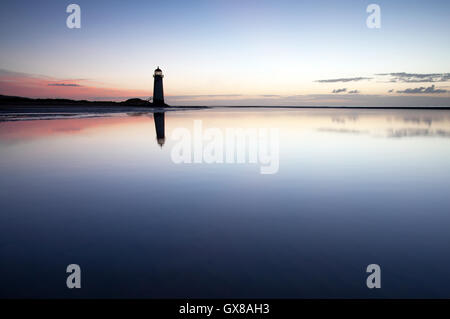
153,66,164,106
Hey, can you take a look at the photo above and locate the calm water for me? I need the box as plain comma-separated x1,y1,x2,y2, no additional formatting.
1,108,450,298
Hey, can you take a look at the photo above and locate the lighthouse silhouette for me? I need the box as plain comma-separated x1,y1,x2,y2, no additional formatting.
153,66,165,106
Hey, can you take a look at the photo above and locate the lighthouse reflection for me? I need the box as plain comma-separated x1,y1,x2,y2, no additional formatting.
153,112,165,147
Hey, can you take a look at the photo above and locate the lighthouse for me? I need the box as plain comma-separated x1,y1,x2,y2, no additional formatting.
153,66,164,106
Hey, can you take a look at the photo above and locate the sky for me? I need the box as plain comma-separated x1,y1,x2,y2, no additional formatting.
0,0,449,106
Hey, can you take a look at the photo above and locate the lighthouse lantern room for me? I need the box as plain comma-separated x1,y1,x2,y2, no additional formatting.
153,66,164,106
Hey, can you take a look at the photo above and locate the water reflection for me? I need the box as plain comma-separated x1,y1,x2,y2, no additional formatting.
311,109,450,138
153,112,165,147
1,108,450,142
1,108,450,298
387,128,450,138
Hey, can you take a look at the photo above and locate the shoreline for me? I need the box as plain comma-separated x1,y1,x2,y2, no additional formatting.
1,105,450,122
1,95,449,112
1,105,450,113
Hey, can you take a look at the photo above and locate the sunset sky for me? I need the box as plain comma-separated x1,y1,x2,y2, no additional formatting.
0,0,449,106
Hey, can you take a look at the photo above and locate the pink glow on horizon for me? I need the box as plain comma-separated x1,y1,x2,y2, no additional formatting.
0,71,150,101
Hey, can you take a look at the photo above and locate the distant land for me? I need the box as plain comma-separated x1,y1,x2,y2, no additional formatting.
0,94,158,107
0,95,212,119
1,94,449,110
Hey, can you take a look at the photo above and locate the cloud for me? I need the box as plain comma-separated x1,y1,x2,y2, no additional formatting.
316,77,372,83
388,89,394,93
48,83,82,87
378,72,450,83
397,84,447,94
332,88,347,93
348,90,360,94
317,72,450,85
